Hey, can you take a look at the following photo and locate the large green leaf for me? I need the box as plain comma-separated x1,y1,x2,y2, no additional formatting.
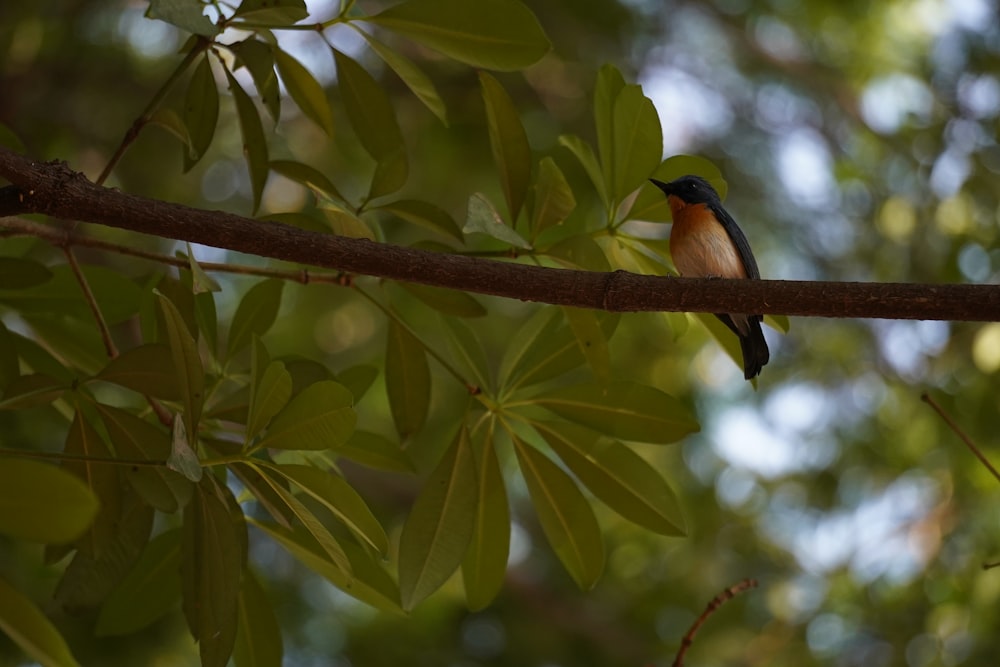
561,306,611,385
0,576,81,667
513,436,603,590
147,0,218,36
230,38,280,122
479,71,531,221
610,85,662,204
232,0,307,25
96,343,180,400
0,458,98,543
181,481,244,667
228,279,285,359
367,0,551,71
0,257,51,289
558,134,606,206
224,66,269,213
531,381,699,444
233,569,282,667
594,64,626,201
260,462,388,555
333,430,413,473
157,291,204,439
0,373,67,410
96,529,182,636
534,421,685,535
398,427,478,610
183,54,219,171
255,381,355,450
246,360,292,444
273,47,335,135
530,157,576,239
357,29,448,125
385,320,430,438
462,431,509,611
332,47,408,198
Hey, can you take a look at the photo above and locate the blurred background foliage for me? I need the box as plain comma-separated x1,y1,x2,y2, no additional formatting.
2,0,1000,666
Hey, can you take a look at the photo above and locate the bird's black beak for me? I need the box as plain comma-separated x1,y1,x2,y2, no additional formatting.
649,178,672,195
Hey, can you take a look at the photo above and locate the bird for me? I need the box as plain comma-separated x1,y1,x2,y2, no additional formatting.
649,175,769,380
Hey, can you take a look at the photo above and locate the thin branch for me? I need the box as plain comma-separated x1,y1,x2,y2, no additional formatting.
63,246,119,358
921,392,1000,485
0,446,166,468
672,578,758,667
2,147,1000,322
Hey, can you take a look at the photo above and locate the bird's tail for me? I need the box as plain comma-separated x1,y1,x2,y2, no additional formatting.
739,318,770,380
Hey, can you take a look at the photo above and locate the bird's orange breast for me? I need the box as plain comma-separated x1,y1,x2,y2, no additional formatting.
668,199,748,280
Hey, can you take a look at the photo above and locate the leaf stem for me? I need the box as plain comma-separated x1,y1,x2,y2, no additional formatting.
63,246,119,358
0,446,166,468
921,392,1000,485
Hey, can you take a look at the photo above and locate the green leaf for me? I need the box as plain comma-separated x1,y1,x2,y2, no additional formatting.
96,529,182,636
334,364,378,401
63,412,121,557
146,0,218,36
0,576,81,667
273,47,335,135
561,307,611,385
234,569,282,667
263,462,388,555
530,157,576,239
251,520,401,613
233,0,307,25
399,283,486,318
765,313,791,333
246,360,292,444
497,307,558,390
385,320,430,438
332,47,408,199
168,415,203,482
479,71,531,221
441,317,491,392
0,264,142,325
358,29,448,124
558,134,606,206
534,421,685,535
157,290,204,438
185,243,221,294
651,154,727,199
0,321,17,391
269,159,344,202
334,430,413,473
230,38,280,122
367,0,551,71
398,426,478,610
545,235,611,272
462,433,509,611
0,257,52,288
377,199,463,242
513,436,603,590
181,481,244,667
531,381,699,444
149,108,192,154
96,343,180,400
95,404,193,513
224,66,269,213
0,458,98,543
319,206,376,240
183,55,219,171
594,64,625,199
242,463,351,574
610,85,663,203
0,373,67,409
228,279,284,358
463,193,532,249
256,381,356,450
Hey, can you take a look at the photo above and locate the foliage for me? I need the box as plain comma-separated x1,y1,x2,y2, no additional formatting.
1,0,1000,666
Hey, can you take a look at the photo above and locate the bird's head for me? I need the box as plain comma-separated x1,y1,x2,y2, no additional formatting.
649,175,721,206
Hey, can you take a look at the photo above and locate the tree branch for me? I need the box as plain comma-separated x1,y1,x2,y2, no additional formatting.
2,146,998,322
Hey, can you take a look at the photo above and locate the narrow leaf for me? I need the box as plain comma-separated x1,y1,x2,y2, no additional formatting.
399,283,486,318
168,414,203,482
270,159,344,202
367,0,551,71
0,576,81,667
63,412,121,557
358,29,448,124
479,71,531,221
462,433,509,611
561,307,611,385
610,85,662,203
246,360,292,443
234,569,282,667
224,66,269,213
183,55,219,171
531,381,700,444
398,427,478,610
385,320,430,438
232,0,307,25
377,199,463,242
157,290,204,438
530,157,576,239
441,317,491,392
230,38,280,122
186,243,222,294
228,279,284,358
0,458,98,543
594,64,626,198
334,430,413,472
513,437,603,589
273,47,335,135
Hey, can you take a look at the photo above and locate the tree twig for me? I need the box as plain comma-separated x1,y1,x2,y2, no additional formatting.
921,392,1000,485
62,246,119,358
2,147,1000,322
672,578,758,667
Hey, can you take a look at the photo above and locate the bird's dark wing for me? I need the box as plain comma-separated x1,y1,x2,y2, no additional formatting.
707,201,760,280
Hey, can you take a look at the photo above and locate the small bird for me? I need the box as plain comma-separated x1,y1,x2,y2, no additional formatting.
649,175,769,380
